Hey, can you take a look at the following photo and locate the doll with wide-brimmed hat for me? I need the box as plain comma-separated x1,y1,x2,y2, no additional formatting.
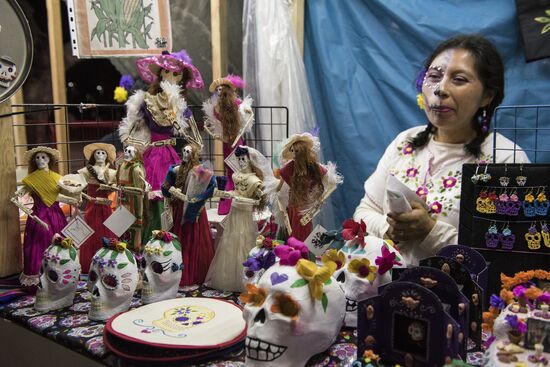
119,50,204,244
202,74,254,215
11,146,68,286
77,142,117,273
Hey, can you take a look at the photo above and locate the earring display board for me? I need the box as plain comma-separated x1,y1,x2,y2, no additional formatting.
0,0,33,103
458,163,550,295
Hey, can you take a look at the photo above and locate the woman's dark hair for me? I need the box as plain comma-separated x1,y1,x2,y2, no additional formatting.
410,34,505,157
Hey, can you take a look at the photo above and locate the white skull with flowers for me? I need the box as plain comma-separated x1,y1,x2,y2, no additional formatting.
141,231,183,304
35,236,81,312
324,235,405,327
242,260,345,367
88,240,138,321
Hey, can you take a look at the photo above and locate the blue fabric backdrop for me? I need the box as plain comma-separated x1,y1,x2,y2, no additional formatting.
304,0,550,227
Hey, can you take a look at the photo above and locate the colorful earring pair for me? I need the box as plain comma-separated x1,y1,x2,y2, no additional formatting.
476,190,497,214
485,222,515,249
471,164,491,184
495,190,521,216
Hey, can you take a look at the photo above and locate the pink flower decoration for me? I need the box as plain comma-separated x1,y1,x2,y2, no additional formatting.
443,176,457,188
375,245,402,275
341,219,367,245
406,168,418,178
402,144,414,155
155,231,173,242
416,186,429,197
429,201,442,214
274,237,309,266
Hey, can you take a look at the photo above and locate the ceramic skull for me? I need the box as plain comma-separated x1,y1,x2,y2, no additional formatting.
141,231,183,304
89,238,138,321
35,236,81,312
242,260,345,367
0,56,17,88
325,235,404,327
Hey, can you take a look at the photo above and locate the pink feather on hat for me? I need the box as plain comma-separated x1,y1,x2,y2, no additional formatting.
225,74,245,90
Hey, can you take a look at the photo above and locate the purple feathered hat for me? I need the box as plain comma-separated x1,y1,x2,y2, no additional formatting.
135,49,204,89
208,74,245,93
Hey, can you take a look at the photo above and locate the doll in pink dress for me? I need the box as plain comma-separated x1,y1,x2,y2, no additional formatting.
77,143,117,273
202,75,254,215
119,50,203,243
275,133,342,241
11,147,68,286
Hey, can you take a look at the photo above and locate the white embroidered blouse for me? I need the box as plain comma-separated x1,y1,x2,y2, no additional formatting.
353,126,529,265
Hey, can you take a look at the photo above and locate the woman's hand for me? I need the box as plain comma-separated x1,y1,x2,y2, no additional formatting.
386,201,436,242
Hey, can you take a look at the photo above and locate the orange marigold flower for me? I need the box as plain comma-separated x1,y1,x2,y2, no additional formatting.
270,292,300,319
524,286,543,300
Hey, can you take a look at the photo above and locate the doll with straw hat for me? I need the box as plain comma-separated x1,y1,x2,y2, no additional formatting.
11,146,68,286
202,74,255,215
119,49,204,244
77,142,117,273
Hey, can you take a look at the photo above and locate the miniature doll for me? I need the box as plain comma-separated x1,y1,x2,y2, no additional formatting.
119,50,203,243
203,74,254,215
162,142,216,286
11,147,68,286
205,146,275,292
275,133,342,241
77,143,117,273
110,144,150,252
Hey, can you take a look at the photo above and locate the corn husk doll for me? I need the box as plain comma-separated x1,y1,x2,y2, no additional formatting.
119,50,203,243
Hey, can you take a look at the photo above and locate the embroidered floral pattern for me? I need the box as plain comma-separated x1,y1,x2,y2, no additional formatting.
406,167,418,177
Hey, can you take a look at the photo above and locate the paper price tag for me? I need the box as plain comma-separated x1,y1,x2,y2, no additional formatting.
61,215,94,249
103,206,136,237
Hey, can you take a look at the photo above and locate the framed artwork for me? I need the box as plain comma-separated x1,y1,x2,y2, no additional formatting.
524,317,550,352
0,0,33,103
67,0,172,58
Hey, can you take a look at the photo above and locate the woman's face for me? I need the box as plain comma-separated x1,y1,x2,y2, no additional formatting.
94,149,107,164
160,69,183,85
421,48,493,139
35,153,50,170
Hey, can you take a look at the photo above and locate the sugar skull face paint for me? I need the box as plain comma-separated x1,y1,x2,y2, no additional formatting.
421,48,494,143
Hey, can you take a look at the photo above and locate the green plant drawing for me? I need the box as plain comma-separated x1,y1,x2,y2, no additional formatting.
90,0,154,49
534,9,550,35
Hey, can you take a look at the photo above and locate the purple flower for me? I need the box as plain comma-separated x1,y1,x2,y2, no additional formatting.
490,294,505,310
429,201,442,214
415,69,426,92
243,251,276,272
406,168,418,178
505,314,527,334
538,292,550,304
443,176,457,188
243,257,261,272
107,259,118,268
513,285,526,298
119,74,134,90
483,335,496,349
416,186,429,197
375,245,401,275
402,144,414,155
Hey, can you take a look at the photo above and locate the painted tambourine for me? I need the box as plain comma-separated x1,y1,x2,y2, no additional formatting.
0,0,33,103
105,297,246,361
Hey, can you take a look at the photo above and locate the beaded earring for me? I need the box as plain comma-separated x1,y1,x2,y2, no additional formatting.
535,187,549,216
499,223,515,250
523,190,536,218
485,223,499,248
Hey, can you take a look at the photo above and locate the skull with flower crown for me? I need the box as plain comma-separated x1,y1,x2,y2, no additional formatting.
141,230,183,304
241,237,345,367
88,238,138,321
323,219,404,327
35,235,81,312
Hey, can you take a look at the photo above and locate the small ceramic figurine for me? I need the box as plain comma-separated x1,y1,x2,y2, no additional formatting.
275,133,342,241
11,146,68,286
77,143,117,273
205,146,274,292
88,238,138,321
34,235,81,311
119,50,203,244
203,74,254,215
141,230,183,304
109,144,150,252
162,142,216,286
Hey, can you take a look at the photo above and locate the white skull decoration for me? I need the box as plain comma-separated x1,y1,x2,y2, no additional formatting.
325,234,404,327
141,230,183,304
123,145,137,162
35,235,81,312
88,238,138,321
408,321,426,342
182,145,193,163
242,260,345,367
0,56,17,88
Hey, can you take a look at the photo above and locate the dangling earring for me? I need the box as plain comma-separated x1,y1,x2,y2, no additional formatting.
525,223,541,250
499,164,510,187
516,164,527,187
479,108,489,133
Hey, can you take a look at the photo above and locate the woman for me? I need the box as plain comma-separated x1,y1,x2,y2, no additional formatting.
205,146,272,292
78,143,117,273
119,50,203,243
12,147,68,286
162,143,216,286
353,35,528,266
